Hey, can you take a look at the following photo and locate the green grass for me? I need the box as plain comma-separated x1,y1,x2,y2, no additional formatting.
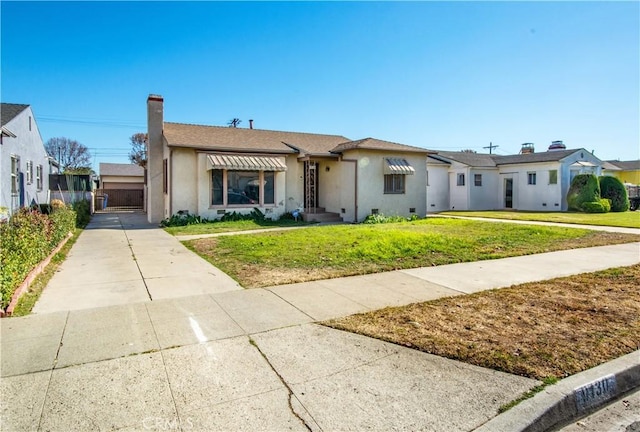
186,218,640,287
164,219,312,236
438,210,640,229
11,228,83,316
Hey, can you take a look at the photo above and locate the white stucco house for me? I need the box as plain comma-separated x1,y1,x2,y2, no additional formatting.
427,143,603,212
1,103,58,215
146,95,432,224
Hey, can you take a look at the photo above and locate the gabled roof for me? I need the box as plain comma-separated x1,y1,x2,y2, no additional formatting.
330,137,432,154
427,155,450,166
605,160,640,171
435,151,497,167
492,149,581,165
163,122,349,155
1,103,29,127
100,163,144,177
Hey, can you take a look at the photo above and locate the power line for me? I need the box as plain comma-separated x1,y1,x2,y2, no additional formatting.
38,115,144,129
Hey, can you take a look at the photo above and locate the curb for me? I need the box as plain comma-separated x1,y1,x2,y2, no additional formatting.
474,350,640,432
1,231,73,318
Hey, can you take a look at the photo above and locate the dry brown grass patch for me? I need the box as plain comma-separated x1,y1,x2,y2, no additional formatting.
326,265,640,380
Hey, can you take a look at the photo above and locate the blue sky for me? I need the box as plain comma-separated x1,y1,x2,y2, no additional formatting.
2,1,638,171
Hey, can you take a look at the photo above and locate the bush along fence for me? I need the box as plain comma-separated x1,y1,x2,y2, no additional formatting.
567,174,631,214
0,201,77,316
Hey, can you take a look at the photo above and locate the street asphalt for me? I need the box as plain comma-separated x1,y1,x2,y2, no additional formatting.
1,212,639,431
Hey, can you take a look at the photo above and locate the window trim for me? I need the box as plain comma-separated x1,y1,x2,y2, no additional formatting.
474,174,482,187
457,173,465,186
527,171,537,185
384,174,406,194
548,169,558,185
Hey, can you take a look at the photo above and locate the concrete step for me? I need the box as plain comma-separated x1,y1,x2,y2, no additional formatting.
302,212,343,223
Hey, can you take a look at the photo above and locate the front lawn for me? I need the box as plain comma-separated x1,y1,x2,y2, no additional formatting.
438,210,640,229
164,219,311,236
185,218,640,287
325,265,640,382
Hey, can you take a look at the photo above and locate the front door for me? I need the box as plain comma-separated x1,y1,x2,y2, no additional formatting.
303,161,319,211
505,178,513,208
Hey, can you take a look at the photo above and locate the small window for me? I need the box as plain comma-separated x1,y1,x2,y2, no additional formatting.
549,170,558,185
426,170,429,186
29,116,32,131
11,156,20,194
26,161,33,184
528,172,537,185
36,165,43,190
457,173,465,186
474,174,482,187
384,174,405,194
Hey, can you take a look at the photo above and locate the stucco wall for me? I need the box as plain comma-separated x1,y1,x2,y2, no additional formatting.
1,106,51,212
426,162,449,212
170,148,198,215
344,149,427,221
448,164,470,211
285,155,304,211
469,168,500,210
317,159,341,214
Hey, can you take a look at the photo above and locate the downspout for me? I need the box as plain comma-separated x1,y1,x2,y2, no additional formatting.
169,148,173,217
341,157,358,223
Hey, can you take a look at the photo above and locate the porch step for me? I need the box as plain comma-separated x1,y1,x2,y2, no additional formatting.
302,211,343,223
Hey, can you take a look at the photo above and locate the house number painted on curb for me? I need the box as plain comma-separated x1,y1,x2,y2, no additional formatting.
574,374,617,412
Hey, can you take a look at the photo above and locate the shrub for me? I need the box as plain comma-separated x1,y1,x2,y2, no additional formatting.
72,199,91,227
362,213,420,224
0,205,75,309
567,174,601,212
160,213,207,227
582,201,606,213
600,198,611,213
599,176,630,212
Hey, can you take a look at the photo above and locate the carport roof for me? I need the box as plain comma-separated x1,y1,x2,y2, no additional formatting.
100,163,144,177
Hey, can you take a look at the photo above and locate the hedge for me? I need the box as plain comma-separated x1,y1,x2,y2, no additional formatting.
567,174,601,212
0,206,76,309
599,176,630,212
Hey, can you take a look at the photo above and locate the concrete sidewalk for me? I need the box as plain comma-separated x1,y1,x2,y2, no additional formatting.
2,213,639,431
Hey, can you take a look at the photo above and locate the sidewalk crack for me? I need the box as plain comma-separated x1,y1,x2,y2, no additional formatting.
248,337,318,432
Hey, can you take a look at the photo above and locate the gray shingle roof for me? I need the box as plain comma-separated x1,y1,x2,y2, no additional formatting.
163,122,350,156
330,137,432,154
435,151,497,167
1,103,29,127
605,160,640,170
492,149,581,165
100,163,144,177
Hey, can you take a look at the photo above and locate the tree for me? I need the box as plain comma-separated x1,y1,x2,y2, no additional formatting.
45,137,92,172
128,133,147,168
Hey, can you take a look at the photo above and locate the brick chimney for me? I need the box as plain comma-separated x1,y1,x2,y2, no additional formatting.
147,94,164,224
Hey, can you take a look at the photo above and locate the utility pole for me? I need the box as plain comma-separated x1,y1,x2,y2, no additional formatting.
483,142,498,154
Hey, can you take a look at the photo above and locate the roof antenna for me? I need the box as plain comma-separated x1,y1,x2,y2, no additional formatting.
227,118,241,128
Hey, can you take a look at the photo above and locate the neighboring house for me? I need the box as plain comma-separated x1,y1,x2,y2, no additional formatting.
428,142,603,211
99,163,144,190
146,95,432,223
602,160,640,185
1,103,58,214
97,163,145,210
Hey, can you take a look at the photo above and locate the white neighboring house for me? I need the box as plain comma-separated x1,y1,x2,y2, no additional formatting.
428,143,603,211
1,103,58,215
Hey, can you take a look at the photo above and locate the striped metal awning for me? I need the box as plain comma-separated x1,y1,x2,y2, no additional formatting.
384,158,415,175
207,154,287,171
